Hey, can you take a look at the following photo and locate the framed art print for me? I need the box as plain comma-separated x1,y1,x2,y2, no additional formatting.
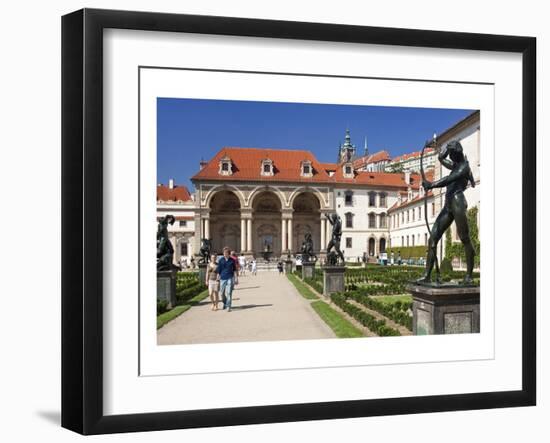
61,8,536,435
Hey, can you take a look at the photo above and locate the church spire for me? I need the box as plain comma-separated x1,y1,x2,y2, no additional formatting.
338,128,356,163
364,135,369,158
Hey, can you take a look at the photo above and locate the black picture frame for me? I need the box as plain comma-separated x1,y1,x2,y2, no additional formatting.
62,8,536,435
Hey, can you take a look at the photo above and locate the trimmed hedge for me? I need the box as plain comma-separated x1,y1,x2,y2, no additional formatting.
331,293,400,336
347,291,412,331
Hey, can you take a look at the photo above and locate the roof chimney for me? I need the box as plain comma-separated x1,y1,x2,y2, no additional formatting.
404,170,411,185
199,158,208,170
168,179,174,189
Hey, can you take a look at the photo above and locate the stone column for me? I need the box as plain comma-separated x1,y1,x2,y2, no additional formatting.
204,217,210,240
247,218,252,254
320,216,326,251
241,218,246,252
193,212,202,254
287,218,293,252
282,218,287,252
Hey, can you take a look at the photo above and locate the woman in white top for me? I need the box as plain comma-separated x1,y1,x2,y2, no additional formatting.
205,253,220,311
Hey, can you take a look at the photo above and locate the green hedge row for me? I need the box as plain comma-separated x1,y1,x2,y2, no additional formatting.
347,291,412,331
386,246,428,259
304,277,323,295
176,281,207,305
330,293,400,337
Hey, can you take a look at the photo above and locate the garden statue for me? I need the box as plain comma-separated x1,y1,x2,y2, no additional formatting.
325,213,345,265
300,233,317,263
418,139,476,285
157,215,177,271
198,238,212,264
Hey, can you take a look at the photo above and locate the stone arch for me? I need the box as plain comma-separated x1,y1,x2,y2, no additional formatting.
368,237,376,256
288,187,325,209
248,185,286,209
204,185,245,209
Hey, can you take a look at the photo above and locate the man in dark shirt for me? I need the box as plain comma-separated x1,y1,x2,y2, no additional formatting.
216,246,238,311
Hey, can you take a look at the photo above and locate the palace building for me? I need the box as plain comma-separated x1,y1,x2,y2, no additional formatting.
157,111,480,266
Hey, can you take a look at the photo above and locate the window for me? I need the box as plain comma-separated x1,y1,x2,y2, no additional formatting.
419,206,422,219
218,156,233,175
368,192,376,207
179,220,187,227
346,237,352,248
345,212,353,228
412,235,415,246
401,236,404,246
379,193,387,207
424,233,428,245
301,160,313,177
412,209,415,222
407,235,410,247
406,210,409,223
345,166,352,175
368,213,376,229
261,158,274,176
379,213,387,228
344,190,353,206
180,242,188,256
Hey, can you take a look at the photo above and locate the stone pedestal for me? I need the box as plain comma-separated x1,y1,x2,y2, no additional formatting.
322,266,346,296
157,270,177,309
407,283,480,335
284,260,293,274
197,262,208,285
302,262,315,280
296,264,302,275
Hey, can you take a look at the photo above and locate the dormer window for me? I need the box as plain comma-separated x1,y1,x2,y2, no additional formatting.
261,158,274,176
343,162,354,178
301,160,313,177
218,155,233,176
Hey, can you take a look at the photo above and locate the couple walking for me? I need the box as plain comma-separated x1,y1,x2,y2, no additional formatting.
205,246,238,312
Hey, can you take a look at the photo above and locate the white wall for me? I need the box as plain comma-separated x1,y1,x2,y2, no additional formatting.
0,1,546,443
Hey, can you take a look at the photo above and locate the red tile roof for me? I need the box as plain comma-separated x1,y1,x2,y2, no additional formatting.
157,184,192,202
353,150,392,169
319,162,338,171
192,147,416,189
387,190,434,212
392,148,434,163
191,147,333,183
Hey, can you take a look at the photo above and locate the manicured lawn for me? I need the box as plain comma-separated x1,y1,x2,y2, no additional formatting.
157,289,209,329
310,301,363,338
370,295,412,306
286,273,319,300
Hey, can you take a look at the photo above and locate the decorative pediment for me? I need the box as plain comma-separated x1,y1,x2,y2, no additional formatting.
260,158,274,176
218,155,233,176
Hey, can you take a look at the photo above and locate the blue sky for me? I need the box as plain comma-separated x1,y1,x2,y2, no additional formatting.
157,98,474,190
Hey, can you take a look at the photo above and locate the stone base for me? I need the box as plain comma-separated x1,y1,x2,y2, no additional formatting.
407,283,480,335
197,262,208,284
284,260,293,274
302,262,315,280
322,265,346,296
157,270,177,309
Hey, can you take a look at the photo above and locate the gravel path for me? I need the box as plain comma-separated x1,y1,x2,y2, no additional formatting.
157,272,336,345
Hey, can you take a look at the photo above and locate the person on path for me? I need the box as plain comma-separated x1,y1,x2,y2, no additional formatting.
277,260,283,275
239,254,246,276
205,253,220,311
251,258,257,276
217,247,238,311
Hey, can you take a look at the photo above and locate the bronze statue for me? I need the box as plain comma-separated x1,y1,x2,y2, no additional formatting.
157,215,177,271
325,213,345,265
419,140,476,285
198,238,212,264
300,232,317,263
